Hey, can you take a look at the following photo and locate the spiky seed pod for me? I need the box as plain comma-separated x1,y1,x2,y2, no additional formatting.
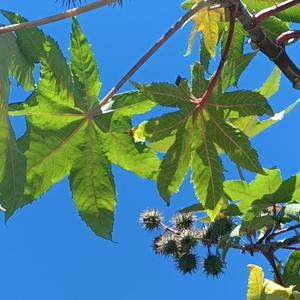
201,226,219,247
139,209,163,231
172,212,197,230
152,235,163,255
176,253,198,274
203,255,225,278
178,230,199,252
211,217,234,237
155,234,179,256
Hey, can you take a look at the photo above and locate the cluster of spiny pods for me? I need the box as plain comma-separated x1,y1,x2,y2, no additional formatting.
139,209,234,277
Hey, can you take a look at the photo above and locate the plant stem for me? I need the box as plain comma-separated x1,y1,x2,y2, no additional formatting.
254,0,300,25
91,1,210,114
0,0,119,35
276,30,300,45
196,4,237,111
263,251,284,286
233,0,300,89
268,224,300,240
282,246,300,251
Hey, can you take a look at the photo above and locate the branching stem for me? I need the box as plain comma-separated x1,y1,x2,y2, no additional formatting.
276,30,300,45
92,1,210,114
196,4,237,111
0,0,119,35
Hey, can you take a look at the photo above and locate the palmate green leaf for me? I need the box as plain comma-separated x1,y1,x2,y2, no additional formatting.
224,169,282,214
191,115,224,209
7,18,159,239
157,121,193,203
208,91,273,117
207,112,264,173
283,251,300,288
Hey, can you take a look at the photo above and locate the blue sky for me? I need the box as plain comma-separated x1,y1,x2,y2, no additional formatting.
1,0,300,299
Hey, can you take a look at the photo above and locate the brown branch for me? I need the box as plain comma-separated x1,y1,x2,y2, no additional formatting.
90,1,211,115
196,4,237,110
0,0,119,35
276,30,300,45
213,0,300,89
238,1,300,89
263,251,284,285
268,224,300,240
254,0,300,25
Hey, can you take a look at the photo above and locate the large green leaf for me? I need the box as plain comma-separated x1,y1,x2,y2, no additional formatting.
7,18,159,239
224,169,282,213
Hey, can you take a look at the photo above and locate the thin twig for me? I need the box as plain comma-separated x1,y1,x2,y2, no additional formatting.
254,0,300,25
0,0,119,35
90,1,211,114
282,246,300,251
196,4,237,110
268,224,300,240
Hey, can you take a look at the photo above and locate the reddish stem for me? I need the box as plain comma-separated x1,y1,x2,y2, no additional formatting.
276,30,300,45
254,0,300,25
91,1,209,115
196,5,236,111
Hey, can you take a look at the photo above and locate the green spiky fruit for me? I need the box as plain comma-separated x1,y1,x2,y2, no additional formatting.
203,255,225,277
155,235,178,256
179,230,199,252
172,212,197,230
139,209,163,231
176,253,198,274
211,217,234,237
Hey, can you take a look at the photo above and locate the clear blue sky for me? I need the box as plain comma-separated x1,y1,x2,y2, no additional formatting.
1,1,300,299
